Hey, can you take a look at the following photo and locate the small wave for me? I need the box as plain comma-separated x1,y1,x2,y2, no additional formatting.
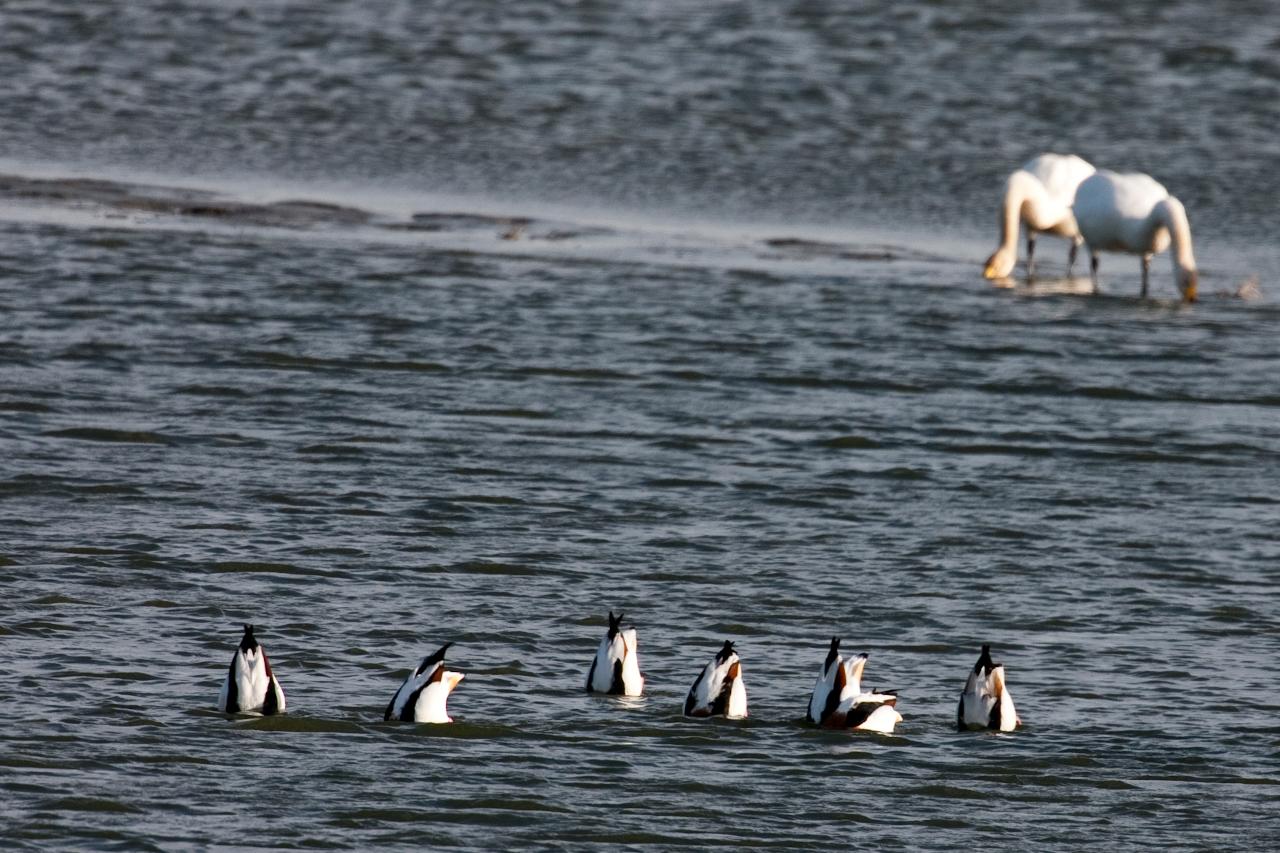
643,537,727,552
41,796,141,814
511,366,637,382
818,435,883,449
122,754,211,766
332,808,444,825
45,427,172,445
178,522,252,531
32,593,89,605
0,400,53,412
757,374,924,393
252,492,326,507
443,561,537,576
642,477,725,489
210,561,327,576
906,784,988,800
858,466,931,480
657,369,712,382
93,671,158,682
932,442,1054,458
69,483,146,495
707,622,766,636
437,797,571,814
239,350,351,371
233,715,365,734
355,359,450,373
298,443,366,456
173,384,248,398
449,494,524,506
454,408,555,420
11,619,76,635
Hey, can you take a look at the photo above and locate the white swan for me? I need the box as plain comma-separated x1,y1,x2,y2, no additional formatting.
586,610,644,696
217,624,286,715
984,153,1096,279
684,640,747,719
1072,170,1198,301
384,642,465,724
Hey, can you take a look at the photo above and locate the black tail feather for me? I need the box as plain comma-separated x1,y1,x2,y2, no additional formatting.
416,641,454,675
824,636,841,671
716,640,736,663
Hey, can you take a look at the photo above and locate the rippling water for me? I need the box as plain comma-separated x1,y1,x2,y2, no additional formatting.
3,1,1279,850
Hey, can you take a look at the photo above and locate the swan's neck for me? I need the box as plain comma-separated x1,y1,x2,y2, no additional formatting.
1153,196,1196,275
996,172,1032,257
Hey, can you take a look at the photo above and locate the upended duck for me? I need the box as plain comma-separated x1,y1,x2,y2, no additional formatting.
806,637,902,734
684,640,747,719
385,642,465,724
586,610,644,696
957,644,1020,732
218,623,286,715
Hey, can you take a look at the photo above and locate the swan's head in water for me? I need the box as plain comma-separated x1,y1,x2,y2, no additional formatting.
983,246,1016,280
1179,268,1198,302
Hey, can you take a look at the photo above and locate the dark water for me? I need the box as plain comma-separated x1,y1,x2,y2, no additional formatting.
3,1,1279,850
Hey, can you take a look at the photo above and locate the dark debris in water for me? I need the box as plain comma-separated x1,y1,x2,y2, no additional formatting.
762,237,951,264
0,173,373,230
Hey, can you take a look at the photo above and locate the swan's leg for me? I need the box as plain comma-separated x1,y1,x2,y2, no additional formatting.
1068,238,1080,274
1025,234,1037,279
1141,254,1151,297
1090,253,1099,293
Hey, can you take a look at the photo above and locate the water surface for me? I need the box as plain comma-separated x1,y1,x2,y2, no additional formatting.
2,1,1279,850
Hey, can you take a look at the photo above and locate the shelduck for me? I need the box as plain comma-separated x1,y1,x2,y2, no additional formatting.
586,610,644,696
217,624,286,716
385,642,465,724
684,640,747,719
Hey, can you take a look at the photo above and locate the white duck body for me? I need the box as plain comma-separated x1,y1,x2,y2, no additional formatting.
807,639,901,733
385,643,465,724
1072,170,1198,300
217,624,286,716
586,610,644,696
845,695,904,734
684,641,747,719
807,637,855,724
957,644,1019,732
984,153,1096,279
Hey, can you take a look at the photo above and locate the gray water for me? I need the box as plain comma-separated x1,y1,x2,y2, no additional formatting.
2,1,1279,850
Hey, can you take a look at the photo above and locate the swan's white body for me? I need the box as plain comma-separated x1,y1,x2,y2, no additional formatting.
957,645,1019,732
385,643,465,724
984,153,1096,279
218,624,286,715
586,611,644,696
1072,170,1198,300
684,641,747,719
806,639,901,734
